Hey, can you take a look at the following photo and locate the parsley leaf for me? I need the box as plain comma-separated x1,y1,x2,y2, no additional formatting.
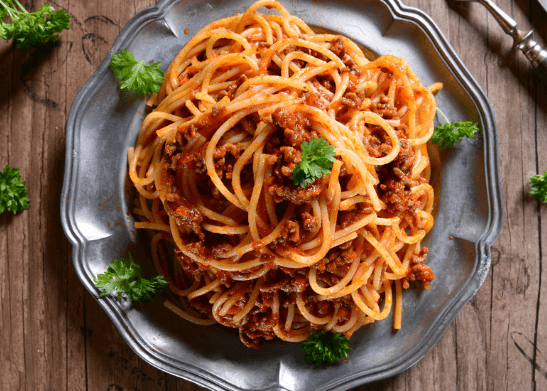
529,171,547,203
0,164,31,214
94,252,169,305
302,330,351,365
432,108,479,149
291,137,336,188
109,48,164,95
0,1,70,49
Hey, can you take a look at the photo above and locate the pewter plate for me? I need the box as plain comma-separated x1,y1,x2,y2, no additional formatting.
60,0,503,389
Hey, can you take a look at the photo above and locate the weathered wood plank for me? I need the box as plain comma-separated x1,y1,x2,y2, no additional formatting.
0,1,76,390
529,2,547,390
534,93,547,390
61,1,96,390
4,45,49,391
0,36,20,391
484,1,541,391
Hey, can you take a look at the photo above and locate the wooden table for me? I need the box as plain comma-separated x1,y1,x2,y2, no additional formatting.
1,0,546,389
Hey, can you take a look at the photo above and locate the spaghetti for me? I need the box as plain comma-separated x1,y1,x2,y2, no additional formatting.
128,0,438,348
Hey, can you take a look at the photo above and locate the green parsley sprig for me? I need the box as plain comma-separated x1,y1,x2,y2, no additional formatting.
302,330,351,365
291,137,336,188
529,171,547,203
432,108,479,149
0,0,70,49
109,48,164,95
0,164,30,214
94,252,169,305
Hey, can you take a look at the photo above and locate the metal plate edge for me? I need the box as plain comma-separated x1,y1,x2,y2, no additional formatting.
60,0,504,389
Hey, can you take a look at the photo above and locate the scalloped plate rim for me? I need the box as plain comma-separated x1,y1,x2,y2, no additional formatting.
60,0,503,389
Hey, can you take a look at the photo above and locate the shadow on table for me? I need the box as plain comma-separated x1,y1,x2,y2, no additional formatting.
0,40,62,110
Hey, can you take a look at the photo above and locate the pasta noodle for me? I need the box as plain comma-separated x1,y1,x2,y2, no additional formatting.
128,0,438,348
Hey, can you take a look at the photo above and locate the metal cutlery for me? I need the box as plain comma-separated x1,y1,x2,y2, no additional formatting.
454,0,547,78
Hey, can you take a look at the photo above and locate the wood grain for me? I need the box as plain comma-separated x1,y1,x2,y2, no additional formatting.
0,0,545,390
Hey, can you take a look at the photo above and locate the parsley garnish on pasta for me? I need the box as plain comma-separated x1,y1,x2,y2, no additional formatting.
302,330,351,365
291,137,336,188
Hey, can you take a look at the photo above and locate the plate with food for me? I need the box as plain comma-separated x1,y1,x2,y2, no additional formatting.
61,0,502,390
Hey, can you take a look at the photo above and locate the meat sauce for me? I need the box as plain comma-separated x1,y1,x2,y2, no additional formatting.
158,35,435,348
